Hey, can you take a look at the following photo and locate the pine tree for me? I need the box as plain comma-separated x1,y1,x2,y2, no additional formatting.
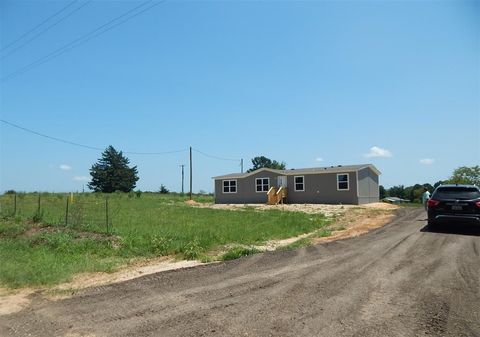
88,146,139,193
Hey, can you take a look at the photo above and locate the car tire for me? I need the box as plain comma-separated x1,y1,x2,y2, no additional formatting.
427,220,437,231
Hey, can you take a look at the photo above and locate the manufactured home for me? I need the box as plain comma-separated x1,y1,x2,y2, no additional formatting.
213,164,380,205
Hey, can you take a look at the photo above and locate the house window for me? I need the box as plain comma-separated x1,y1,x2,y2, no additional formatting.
337,174,349,191
255,178,270,192
294,176,304,192
223,180,237,193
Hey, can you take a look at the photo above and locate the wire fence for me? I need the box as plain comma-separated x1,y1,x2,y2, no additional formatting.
0,193,112,233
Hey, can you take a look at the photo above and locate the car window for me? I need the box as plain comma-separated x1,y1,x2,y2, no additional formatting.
434,187,480,200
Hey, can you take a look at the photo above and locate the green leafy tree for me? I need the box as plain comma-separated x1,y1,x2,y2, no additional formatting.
88,146,139,193
388,185,406,199
247,156,286,172
448,166,480,186
433,180,444,190
379,185,386,199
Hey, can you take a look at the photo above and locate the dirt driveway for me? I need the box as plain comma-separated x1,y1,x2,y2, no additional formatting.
1,208,479,337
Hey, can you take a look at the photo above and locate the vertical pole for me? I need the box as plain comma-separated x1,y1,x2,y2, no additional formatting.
105,197,109,234
13,193,17,216
180,164,185,195
37,193,41,216
65,196,69,226
241,159,244,173
189,146,192,200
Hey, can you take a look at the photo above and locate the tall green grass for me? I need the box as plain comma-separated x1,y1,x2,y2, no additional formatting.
0,193,329,288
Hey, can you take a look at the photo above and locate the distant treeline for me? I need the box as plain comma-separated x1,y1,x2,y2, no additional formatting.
380,165,479,202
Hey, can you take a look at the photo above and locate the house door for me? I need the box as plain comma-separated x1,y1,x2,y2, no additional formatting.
277,176,287,188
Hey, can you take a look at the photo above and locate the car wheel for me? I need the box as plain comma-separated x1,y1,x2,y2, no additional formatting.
427,220,437,231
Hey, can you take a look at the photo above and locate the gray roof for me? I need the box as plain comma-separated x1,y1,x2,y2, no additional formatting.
213,164,380,180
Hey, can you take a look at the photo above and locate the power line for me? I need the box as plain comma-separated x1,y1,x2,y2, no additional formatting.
192,148,240,162
1,0,79,52
1,0,165,82
1,1,92,60
0,119,187,155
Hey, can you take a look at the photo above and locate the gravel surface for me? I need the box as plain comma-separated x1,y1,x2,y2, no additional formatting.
1,208,479,337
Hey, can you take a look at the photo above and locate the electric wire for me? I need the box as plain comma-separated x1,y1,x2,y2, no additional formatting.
0,119,187,155
192,148,240,162
1,0,165,82
1,1,93,60
1,0,79,52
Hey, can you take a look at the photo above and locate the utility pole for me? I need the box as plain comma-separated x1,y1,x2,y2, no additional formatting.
180,164,185,194
241,159,244,173
189,146,192,200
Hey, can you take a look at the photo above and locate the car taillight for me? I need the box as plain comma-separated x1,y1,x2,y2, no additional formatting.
427,199,440,207
476,201,480,208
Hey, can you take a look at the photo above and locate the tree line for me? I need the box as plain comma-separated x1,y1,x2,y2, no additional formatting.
380,166,480,202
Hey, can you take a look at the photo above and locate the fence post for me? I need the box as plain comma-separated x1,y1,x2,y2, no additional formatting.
37,193,41,216
65,196,69,226
105,197,109,234
13,193,17,216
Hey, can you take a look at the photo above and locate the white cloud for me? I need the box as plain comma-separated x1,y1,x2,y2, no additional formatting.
59,164,72,171
315,157,323,162
73,176,89,182
419,158,435,165
364,146,393,158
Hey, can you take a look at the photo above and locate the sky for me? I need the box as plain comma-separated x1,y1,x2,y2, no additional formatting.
0,0,479,193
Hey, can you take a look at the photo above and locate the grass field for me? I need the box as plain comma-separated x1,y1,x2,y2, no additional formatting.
0,193,330,288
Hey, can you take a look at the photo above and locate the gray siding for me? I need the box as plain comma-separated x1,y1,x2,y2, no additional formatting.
357,167,379,204
214,171,279,204
286,172,358,204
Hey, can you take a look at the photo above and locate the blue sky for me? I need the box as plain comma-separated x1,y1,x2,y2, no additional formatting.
1,0,479,193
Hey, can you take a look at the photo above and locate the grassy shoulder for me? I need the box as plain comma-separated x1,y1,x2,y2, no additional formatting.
0,193,331,289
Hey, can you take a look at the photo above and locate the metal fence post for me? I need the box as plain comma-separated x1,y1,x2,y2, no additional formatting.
65,196,69,226
37,193,41,216
13,193,17,216
105,197,109,234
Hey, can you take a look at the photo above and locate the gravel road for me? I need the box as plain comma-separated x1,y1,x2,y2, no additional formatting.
1,208,479,337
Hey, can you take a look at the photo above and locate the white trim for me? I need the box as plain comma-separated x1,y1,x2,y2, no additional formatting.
255,177,270,193
337,173,349,191
222,179,237,194
294,176,305,192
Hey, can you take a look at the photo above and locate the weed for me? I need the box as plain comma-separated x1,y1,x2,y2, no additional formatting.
316,228,332,237
181,239,202,260
221,246,260,261
151,235,173,255
277,238,312,251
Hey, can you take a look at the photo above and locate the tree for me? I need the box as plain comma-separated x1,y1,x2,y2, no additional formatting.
88,146,139,193
247,156,286,172
433,180,444,190
388,185,406,199
448,166,480,186
159,184,169,194
379,185,386,199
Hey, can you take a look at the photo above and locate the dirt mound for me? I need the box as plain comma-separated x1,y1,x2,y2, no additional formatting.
184,200,201,206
